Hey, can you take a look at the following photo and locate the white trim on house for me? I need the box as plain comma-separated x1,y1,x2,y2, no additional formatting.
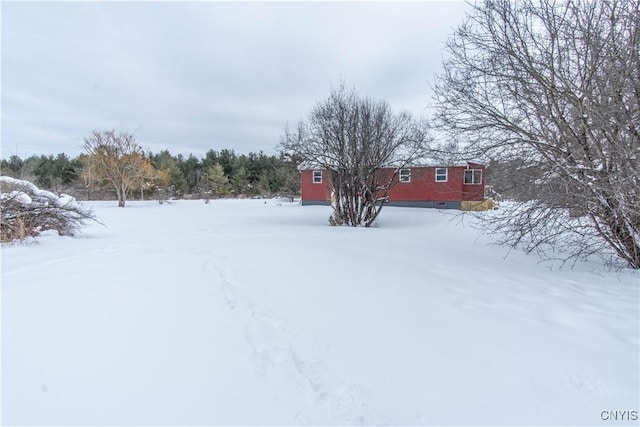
464,169,483,184
435,167,448,182
399,168,411,183
312,170,323,184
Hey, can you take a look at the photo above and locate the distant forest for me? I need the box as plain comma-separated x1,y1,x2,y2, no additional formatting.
0,149,301,201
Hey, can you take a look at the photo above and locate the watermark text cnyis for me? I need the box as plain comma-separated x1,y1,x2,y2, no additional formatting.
600,410,638,421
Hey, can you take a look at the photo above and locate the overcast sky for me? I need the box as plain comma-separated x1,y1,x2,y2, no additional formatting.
1,1,470,159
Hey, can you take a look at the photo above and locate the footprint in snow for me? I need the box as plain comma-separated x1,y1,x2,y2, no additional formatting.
203,258,238,310
565,373,616,396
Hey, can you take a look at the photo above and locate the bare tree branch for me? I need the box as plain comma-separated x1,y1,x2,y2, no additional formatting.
434,0,640,268
1,176,100,242
281,84,431,227
82,130,153,207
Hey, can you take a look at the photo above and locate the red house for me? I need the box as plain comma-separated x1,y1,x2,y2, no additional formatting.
299,162,490,210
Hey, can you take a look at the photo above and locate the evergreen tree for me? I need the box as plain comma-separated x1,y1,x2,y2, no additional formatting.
207,163,230,198
231,165,249,196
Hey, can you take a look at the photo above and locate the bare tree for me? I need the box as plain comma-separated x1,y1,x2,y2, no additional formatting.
0,176,99,242
83,130,152,207
433,0,640,268
281,85,430,227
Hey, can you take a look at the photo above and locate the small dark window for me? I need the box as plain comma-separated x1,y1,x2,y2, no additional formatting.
435,168,447,182
312,170,322,184
435,201,447,207
464,169,482,184
399,168,411,183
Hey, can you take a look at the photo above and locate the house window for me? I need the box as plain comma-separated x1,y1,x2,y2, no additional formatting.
312,170,322,184
464,169,482,184
435,167,448,182
399,168,411,183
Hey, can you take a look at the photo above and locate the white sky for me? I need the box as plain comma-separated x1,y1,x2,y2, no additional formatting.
1,1,470,159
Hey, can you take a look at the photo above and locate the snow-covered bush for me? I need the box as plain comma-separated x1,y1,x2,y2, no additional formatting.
0,176,98,242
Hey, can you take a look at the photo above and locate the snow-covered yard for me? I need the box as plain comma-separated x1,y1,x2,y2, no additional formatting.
2,199,638,426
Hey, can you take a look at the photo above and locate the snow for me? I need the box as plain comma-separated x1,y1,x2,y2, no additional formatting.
2,199,638,426
0,176,84,210
2,191,32,206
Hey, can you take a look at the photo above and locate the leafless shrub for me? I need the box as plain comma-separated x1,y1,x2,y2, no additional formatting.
281,84,430,227
1,176,99,243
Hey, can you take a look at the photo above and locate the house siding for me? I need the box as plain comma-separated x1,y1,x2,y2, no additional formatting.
386,200,462,209
388,167,465,202
300,170,332,204
300,164,486,208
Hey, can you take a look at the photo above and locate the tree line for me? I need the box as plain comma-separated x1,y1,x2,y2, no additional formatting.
0,144,301,203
